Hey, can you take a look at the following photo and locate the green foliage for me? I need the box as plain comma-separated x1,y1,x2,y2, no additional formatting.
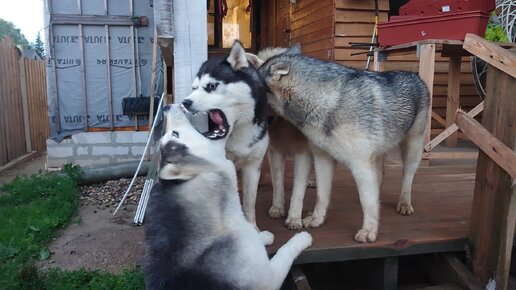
0,170,79,288
484,23,509,42
0,166,144,289
62,163,83,183
0,18,29,46
45,269,144,290
33,32,46,59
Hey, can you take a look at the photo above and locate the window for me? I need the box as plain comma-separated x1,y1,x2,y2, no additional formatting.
207,0,254,49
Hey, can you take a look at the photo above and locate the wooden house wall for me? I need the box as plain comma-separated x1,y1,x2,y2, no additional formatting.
260,0,334,60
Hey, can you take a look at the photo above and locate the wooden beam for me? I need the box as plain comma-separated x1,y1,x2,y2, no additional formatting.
463,33,516,79
421,254,483,290
469,65,516,290
423,151,478,160
290,266,312,290
431,111,446,127
418,43,436,164
424,102,484,152
18,56,32,153
455,111,516,179
445,55,461,147
0,151,37,173
370,257,398,290
50,14,145,26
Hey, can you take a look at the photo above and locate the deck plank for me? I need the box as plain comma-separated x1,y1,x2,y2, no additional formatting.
256,161,476,263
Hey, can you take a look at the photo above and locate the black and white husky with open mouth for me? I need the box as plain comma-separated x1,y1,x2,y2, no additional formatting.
180,41,269,226
144,105,312,290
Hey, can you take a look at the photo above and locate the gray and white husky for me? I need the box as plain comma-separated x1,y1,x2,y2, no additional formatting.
181,41,269,226
144,105,312,290
256,49,430,243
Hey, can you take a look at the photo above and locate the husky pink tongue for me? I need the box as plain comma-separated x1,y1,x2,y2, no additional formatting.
209,111,224,129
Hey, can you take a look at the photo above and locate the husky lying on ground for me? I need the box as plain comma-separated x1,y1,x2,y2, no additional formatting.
181,41,269,226
246,46,317,230
255,47,430,243
144,105,313,290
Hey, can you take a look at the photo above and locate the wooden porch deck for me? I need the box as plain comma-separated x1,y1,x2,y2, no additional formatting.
257,158,477,264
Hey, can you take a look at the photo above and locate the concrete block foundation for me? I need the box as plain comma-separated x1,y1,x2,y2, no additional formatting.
46,132,152,169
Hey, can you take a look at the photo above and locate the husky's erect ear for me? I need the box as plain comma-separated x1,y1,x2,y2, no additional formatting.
246,53,264,68
227,40,249,70
286,43,302,55
270,61,290,80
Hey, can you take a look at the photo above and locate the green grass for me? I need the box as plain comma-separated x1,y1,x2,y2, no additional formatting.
0,165,144,289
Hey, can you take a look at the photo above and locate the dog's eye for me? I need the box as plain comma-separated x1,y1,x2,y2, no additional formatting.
172,131,179,138
204,82,218,92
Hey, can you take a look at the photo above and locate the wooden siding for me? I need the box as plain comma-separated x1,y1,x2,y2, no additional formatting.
291,0,334,59
260,0,334,60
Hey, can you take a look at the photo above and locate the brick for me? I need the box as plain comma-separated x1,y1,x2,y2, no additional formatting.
131,146,148,156
92,146,130,156
75,158,111,167
76,146,89,156
71,132,112,144
47,146,74,158
115,131,149,144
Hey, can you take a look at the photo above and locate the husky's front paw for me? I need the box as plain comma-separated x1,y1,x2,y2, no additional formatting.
285,216,303,230
268,206,286,219
292,231,313,250
259,231,275,246
354,228,378,243
302,214,325,228
396,202,414,215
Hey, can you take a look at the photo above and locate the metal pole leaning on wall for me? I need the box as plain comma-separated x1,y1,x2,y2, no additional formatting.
78,0,89,131
104,0,114,131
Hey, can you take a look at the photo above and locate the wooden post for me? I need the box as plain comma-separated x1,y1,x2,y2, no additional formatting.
370,257,398,290
373,51,385,72
445,55,461,147
18,58,32,153
418,43,435,165
468,65,516,289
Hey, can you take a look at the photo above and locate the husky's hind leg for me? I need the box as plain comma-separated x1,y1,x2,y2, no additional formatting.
375,153,385,190
397,133,424,215
268,149,286,219
397,108,427,216
242,161,262,226
302,146,334,228
285,150,311,230
349,157,380,243
267,232,312,290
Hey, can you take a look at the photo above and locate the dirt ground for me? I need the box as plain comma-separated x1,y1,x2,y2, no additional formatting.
1,154,145,274
39,204,144,273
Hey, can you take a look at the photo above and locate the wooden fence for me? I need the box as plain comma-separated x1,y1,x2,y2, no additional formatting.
0,36,49,167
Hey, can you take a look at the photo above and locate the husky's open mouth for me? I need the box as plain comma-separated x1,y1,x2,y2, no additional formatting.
181,105,229,140
205,109,229,139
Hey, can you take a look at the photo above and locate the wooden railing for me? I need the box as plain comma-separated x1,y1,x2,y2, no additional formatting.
0,36,49,168
459,33,516,290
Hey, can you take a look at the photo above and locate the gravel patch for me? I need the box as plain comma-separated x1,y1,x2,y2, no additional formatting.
80,176,147,206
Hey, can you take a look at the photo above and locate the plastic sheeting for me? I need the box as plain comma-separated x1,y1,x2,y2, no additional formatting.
45,0,163,141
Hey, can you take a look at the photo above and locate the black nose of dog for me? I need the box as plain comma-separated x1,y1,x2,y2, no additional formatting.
182,99,193,109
